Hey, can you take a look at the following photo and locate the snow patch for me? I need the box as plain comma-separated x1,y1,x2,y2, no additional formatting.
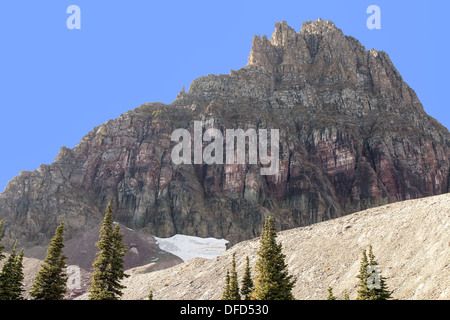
154,234,229,262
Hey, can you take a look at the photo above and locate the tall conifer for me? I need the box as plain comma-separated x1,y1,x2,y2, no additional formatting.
30,222,68,300
241,256,254,300
228,253,241,300
367,245,393,300
221,253,241,300
221,270,231,300
252,216,295,300
0,219,5,262
356,248,371,300
0,242,24,300
89,203,128,300
11,248,25,300
357,245,393,300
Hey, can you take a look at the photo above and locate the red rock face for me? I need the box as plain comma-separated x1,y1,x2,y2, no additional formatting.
1,19,449,247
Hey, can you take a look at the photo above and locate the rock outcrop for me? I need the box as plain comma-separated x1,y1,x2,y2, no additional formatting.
1,19,449,249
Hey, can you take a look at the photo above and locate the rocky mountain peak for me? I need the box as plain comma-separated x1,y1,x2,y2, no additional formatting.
300,18,341,36
248,19,345,68
269,20,297,47
0,19,449,252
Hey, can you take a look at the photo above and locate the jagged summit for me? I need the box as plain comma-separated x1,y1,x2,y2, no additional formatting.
300,18,340,35
268,19,341,47
251,19,341,49
248,19,346,66
268,20,297,47
248,19,376,76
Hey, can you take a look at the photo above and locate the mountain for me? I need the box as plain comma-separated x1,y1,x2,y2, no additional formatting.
1,19,449,250
119,193,450,300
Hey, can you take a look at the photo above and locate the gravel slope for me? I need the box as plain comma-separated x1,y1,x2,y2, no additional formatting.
119,194,450,300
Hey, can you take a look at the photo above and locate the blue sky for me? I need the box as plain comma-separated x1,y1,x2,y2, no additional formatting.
0,0,449,191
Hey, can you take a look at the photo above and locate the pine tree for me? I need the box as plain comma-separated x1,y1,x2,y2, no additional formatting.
240,256,253,300
0,242,17,300
228,253,241,300
148,289,153,300
89,203,128,300
0,242,25,300
89,203,115,300
221,270,231,300
252,216,296,300
109,223,129,297
326,286,336,300
0,219,5,262
356,248,371,300
11,248,25,300
367,245,393,300
30,222,68,300
356,245,393,300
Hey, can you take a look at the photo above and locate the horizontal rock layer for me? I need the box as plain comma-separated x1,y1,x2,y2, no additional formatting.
1,19,449,248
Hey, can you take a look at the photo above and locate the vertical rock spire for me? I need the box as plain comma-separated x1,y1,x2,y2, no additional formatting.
269,20,298,47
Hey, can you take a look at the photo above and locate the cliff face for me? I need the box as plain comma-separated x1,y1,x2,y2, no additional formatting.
1,19,449,247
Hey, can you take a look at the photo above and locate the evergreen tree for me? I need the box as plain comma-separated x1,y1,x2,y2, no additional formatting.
228,253,241,300
0,242,25,300
221,270,231,300
252,216,296,300
357,245,393,300
89,203,115,300
367,245,393,300
326,286,336,300
88,203,128,300
0,219,5,262
109,223,129,297
30,222,68,300
11,248,25,300
0,242,17,300
240,256,254,300
148,289,153,300
356,248,371,300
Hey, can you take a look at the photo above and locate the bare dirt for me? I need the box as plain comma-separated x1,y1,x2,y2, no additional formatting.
117,194,450,300
9,193,450,300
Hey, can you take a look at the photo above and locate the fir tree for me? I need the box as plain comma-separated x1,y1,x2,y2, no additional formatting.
240,256,254,300
326,286,336,300
367,245,393,300
89,203,128,300
30,222,68,300
11,248,25,300
228,253,241,300
0,219,5,262
0,242,17,300
221,270,231,300
0,242,25,300
357,245,393,300
252,216,296,300
89,203,115,300
356,248,371,300
109,223,129,297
